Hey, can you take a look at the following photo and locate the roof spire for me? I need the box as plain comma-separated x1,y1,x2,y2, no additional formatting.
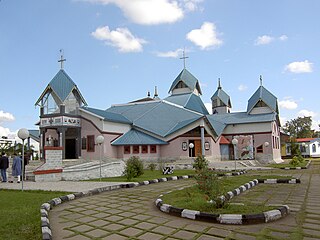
218,78,222,89
147,91,150,97
260,75,263,86
58,49,66,70
153,86,159,99
179,48,189,69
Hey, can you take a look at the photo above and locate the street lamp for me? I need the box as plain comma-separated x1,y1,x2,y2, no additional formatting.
232,138,238,171
264,142,270,147
189,142,194,157
18,128,29,191
95,135,104,181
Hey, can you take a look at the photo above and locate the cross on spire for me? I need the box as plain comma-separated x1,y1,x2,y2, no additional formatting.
58,49,66,69
260,75,263,86
180,48,189,69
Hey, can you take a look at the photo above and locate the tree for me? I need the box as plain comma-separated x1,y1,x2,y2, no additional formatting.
282,116,313,138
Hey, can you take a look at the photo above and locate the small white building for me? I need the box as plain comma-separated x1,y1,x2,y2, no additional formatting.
285,138,320,158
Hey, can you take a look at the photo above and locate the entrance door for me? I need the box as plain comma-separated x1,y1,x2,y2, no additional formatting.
194,140,201,157
65,139,76,159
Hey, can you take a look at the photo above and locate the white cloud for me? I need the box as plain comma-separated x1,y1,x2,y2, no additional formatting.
204,103,212,114
279,116,287,127
155,48,184,58
255,35,274,45
92,26,147,52
0,110,15,122
186,22,223,50
298,109,316,118
238,84,247,91
84,0,184,25
183,0,204,12
285,60,313,73
279,35,288,41
0,126,13,137
279,99,298,110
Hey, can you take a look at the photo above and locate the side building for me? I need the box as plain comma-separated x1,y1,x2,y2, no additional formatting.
35,66,282,163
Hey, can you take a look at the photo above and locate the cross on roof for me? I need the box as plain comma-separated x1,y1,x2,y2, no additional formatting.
260,75,263,86
180,49,189,69
58,49,66,69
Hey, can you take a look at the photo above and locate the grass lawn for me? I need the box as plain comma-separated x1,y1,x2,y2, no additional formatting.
86,169,196,182
269,159,309,168
0,189,69,240
161,174,292,214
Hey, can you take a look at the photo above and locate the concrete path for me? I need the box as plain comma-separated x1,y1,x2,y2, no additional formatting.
48,162,320,239
0,181,129,192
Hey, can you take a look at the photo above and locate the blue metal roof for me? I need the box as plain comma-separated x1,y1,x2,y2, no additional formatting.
28,129,40,142
35,70,87,106
111,128,168,146
211,87,232,108
247,86,278,113
106,101,202,137
81,106,131,124
168,68,202,95
133,102,202,137
164,93,209,115
205,117,227,136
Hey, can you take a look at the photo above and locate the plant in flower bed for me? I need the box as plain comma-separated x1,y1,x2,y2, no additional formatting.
162,161,293,214
123,156,144,180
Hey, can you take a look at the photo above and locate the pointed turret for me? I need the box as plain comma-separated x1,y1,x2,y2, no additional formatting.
247,75,279,115
168,68,202,96
211,78,232,114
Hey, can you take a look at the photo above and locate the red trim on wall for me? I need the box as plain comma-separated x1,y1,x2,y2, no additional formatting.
33,169,63,175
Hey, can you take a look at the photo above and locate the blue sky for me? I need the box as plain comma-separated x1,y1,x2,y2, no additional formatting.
0,0,319,137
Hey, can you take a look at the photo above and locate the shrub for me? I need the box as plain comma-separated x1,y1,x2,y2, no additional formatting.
195,169,225,208
290,154,304,166
193,155,208,172
148,163,156,171
123,156,144,180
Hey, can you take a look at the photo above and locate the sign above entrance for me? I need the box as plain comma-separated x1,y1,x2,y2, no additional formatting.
40,116,81,127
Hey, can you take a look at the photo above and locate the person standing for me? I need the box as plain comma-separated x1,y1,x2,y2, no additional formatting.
0,152,9,182
12,153,22,183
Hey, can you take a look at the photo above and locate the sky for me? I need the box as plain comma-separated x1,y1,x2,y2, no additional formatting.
0,0,319,139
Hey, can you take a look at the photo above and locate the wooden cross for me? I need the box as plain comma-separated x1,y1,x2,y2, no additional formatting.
180,49,189,69
58,49,66,69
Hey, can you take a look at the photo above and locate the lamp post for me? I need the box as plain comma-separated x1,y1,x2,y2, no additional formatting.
189,143,194,158
18,128,29,191
95,135,104,181
232,138,238,171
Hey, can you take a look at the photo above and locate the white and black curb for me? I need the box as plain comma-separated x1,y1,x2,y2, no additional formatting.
156,178,298,224
281,160,311,170
40,174,195,240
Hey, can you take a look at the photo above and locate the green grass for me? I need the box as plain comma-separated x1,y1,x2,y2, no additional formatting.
0,189,69,240
269,160,309,168
161,174,292,214
86,169,196,182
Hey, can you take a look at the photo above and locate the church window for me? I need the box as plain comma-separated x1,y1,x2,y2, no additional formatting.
133,146,139,154
176,81,187,89
142,145,148,154
255,100,267,107
124,146,130,154
87,135,95,152
150,145,157,153
312,144,316,153
257,145,263,153
81,137,87,150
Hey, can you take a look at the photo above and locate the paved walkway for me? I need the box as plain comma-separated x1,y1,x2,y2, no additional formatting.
47,162,320,240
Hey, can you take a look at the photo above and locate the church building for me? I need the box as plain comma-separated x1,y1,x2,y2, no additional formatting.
35,56,282,164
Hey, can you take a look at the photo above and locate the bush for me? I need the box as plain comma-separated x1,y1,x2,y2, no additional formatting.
123,156,144,180
195,169,225,208
290,154,304,166
148,163,156,171
193,155,208,172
